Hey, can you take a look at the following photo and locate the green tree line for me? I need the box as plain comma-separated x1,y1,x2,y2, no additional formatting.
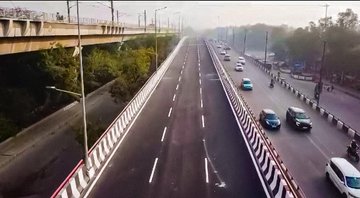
204,8,360,87
0,35,179,142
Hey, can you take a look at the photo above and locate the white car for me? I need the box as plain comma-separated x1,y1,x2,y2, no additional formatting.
224,54,231,61
217,45,222,48
220,51,226,55
238,56,246,65
325,157,360,197
235,63,244,71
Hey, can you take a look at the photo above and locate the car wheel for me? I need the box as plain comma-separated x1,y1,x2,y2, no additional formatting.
342,193,347,198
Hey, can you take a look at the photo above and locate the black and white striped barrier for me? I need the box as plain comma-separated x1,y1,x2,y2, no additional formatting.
206,40,304,198
51,37,188,198
245,55,360,142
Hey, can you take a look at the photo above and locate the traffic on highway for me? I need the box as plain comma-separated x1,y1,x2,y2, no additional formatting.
211,39,360,197
2,2,360,198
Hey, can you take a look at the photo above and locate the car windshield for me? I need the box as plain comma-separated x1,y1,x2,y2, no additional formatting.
265,113,277,120
346,177,360,189
296,112,309,119
243,80,251,84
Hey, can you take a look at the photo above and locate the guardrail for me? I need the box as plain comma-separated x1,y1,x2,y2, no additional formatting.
246,55,360,143
51,36,187,198
205,39,304,198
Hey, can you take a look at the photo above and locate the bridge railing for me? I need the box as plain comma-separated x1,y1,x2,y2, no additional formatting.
51,36,187,198
0,6,134,26
205,39,305,198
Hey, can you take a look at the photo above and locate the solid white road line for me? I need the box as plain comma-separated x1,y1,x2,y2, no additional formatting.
176,84,179,90
205,158,209,183
173,94,176,101
168,107,173,117
161,127,167,142
149,158,159,183
202,115,205,128
200,99,203,108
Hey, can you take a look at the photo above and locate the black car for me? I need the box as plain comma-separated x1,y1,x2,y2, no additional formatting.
286,107,312,131
259,109,281,129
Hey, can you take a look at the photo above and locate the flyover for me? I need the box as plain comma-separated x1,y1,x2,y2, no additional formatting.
0,18,175,55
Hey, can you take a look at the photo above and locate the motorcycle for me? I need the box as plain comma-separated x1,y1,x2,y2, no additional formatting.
269,82,274,88
314,92,319,99
347,146,360,162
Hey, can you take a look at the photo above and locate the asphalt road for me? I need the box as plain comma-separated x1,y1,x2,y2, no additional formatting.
0,81,125,197
212,42,360,198
242,49,360,133
85,37,268,198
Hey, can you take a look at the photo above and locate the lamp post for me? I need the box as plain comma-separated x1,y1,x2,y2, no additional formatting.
76,0,90,174
155,6,167,71
173,11,181,37
317,3,329,105
46,86,81,97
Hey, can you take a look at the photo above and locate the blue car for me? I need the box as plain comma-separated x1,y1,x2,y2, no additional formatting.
241,78,253,90
259,109,281,129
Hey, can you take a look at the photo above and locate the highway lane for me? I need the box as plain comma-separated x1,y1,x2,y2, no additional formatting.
212,43,359,198
242,48,360,133
282,74,360,133
86,37,268,198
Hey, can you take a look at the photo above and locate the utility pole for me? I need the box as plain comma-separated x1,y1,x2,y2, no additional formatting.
232,26,235,46
243,29,247,55
158,16,161,33
264,31,268,66
138,13,141,27
110,0,114,26
67,0,71,23
217,16,220,42
76,0,89,175
226,27,228,43
117,10,119,25
144,10,146,32
317,3,329,105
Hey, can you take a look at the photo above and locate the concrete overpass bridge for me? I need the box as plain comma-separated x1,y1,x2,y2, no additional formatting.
0,18,176,55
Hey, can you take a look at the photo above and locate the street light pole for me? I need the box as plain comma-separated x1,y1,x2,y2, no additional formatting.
76,0,90,174
154,6,167,71
317,3,329,105
264,31,268,66
46,86,81,96
144,10,147,32
243,29,247,55
67,0,71,23
110,0,114,26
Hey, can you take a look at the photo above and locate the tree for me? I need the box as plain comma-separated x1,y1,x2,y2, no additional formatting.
337,8,358,30
270,26,289,61
39,44,80,95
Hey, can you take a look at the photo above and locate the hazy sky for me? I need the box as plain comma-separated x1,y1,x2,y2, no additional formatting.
2,1,360,30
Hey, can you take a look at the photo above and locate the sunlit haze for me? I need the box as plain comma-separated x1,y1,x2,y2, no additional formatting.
2,1,360,30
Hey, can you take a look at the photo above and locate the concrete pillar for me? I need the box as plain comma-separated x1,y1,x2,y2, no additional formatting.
21,20,30,36
5,19,14,36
